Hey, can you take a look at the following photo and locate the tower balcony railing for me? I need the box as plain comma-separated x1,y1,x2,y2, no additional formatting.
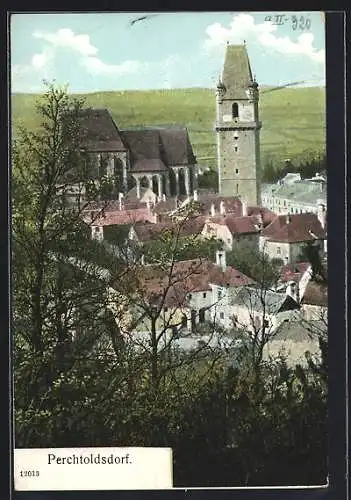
215,120,262,131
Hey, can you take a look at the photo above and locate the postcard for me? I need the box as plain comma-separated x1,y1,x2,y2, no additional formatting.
11,11,329,491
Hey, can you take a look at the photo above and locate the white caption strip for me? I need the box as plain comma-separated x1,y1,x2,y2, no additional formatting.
14,447,173,490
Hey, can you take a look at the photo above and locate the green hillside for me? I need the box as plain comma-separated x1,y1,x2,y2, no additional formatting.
11,87,325,169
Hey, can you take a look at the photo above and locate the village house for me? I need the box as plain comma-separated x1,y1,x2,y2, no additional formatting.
201,214,262,251
125,251,255,336
300,279,328,322
83,201,158,242
259,212,327,265
263,319,326,367
214,279,301,332
261,172,327,215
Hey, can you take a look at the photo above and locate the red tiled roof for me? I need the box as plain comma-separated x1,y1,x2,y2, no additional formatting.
138,258,255,307
197,195,242,216
279,262,310,283
154,196,185,214
84,200,149,212
247,206,277,226
133,222,170,241
262,213,326,243
84,208,155,226
224,215,261,235
133,216,207,242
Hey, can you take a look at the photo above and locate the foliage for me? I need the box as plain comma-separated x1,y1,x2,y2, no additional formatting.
226,241,280,288
262,151,327,184
300,241,328,283
198,169,218,191
143,232,221,263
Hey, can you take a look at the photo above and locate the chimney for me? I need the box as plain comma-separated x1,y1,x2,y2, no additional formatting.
220,200,226,215
193,190,198,201
317,201,326,230
286,280,298,302
210,203,216,217
215,250,227,271
256,213,263,230
242,200,248,217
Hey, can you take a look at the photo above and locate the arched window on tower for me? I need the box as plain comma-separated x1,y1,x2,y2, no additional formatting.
232,103,239,119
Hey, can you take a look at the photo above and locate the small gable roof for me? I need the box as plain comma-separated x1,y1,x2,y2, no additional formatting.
231,287,299,315
262,213,326,243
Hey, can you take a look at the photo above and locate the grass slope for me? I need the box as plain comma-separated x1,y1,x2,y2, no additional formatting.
11,87,325,169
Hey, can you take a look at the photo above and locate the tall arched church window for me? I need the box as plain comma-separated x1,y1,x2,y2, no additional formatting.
232,102,239,119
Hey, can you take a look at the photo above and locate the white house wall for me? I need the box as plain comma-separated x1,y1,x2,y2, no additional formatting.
263,338,321,367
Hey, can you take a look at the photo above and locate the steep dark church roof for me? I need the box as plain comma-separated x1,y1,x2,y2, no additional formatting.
76,108,127,152
120,128,196,173
159,128,196,166
120,129,167,173
221,44,254,100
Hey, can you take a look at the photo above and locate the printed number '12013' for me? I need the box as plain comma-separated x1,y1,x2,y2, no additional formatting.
20,470,40,477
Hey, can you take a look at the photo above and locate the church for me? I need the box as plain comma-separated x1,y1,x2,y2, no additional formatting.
69,108,198,202
64,43,261,208
215,43,262,206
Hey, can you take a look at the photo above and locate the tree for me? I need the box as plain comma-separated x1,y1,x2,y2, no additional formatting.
226,240,280,288
12,82,131,445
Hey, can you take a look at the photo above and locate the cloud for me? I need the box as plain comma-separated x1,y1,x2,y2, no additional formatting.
81,56,142,76
204,13,325,64
12,28,145,91
33,28,98,56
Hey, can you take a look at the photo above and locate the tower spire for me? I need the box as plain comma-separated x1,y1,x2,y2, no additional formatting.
215,44,261,205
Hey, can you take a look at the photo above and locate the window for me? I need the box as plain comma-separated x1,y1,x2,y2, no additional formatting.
234,146,238,152
263,319,269,328
188,293,192,300
232,102,239,119
220,312,225,319
235,168,239,174
181,315,187,328
203,292,207,299
236,184,239,193
277,246,281,255
218,289,223,300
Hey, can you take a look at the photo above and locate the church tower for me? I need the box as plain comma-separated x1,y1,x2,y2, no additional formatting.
215,44,261,205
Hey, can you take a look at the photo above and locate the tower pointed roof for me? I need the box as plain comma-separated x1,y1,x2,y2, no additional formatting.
221,44,254,99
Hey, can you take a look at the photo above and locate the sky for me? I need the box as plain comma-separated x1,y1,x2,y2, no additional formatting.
11,11,325,93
